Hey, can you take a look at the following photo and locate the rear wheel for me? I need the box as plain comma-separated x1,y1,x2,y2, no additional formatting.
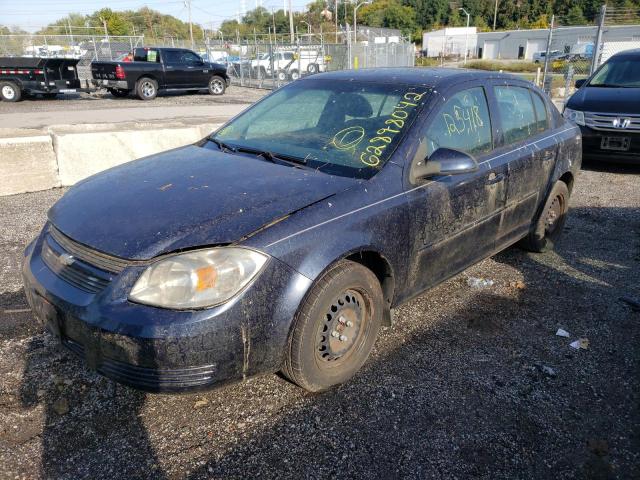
135,77,157,100
307,63,318,74
208,76,226,95
282,260,383,392
519,180,570,253
0,81,21,102
289,69,300,81
276,70,288,81
108,88,130,98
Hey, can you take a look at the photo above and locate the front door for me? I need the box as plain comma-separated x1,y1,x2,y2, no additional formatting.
163,49,189,88
405,84,508,294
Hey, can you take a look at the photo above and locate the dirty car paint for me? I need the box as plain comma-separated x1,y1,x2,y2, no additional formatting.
22,68,581,392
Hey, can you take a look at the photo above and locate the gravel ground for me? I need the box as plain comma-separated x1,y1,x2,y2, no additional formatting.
0,86,267,114
0,162,639,479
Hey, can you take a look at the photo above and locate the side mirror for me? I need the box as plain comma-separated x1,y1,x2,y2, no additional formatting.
412,148,479,180
575,78,586,88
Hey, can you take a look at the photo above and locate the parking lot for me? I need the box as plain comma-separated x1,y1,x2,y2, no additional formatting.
0,162,638,479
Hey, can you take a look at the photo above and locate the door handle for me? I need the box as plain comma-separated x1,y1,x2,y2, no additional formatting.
486,172,505,185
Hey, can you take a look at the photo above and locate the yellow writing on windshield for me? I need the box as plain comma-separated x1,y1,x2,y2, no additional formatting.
360,91,427,167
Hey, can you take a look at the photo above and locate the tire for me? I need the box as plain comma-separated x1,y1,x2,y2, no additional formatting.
208,76,226,95
307,63,318,74
135,77,158,100
289,69,300,81
0,81,21,102
282,260,383,392
519,180,570,253
276,70,287,81
108,88,130,98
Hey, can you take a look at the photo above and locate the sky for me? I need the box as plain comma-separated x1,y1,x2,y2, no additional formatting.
0,0,314,32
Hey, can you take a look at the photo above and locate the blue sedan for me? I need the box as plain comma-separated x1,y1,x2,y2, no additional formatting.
22,68,582,392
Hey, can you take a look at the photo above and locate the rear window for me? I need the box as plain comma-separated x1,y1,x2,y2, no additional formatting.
531,92,549,132
133,48,160,63
495,86,537,144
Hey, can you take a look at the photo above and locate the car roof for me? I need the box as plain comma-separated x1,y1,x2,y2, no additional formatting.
302,67,525,89
611,48,640,59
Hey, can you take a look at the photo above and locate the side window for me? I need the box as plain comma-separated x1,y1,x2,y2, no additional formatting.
181,52,201,64
163,50,181,64
424,87,492,158
495,86,537,144
531,92,549,132
284,53,294,60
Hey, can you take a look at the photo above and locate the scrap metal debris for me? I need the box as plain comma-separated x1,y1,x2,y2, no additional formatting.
569,338,590,350
556,328,570,337
467,277,494,288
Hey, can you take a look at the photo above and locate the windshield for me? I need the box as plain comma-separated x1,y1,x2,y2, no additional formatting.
589,56,640,87
211,79,429,179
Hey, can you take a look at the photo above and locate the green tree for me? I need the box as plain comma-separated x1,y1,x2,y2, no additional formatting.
565,6,588,25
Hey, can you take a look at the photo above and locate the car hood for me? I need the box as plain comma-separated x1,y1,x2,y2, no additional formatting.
48,145,358,260
568,86,640,114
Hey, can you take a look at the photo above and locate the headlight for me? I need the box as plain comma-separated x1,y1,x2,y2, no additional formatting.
563,108,585,126
129,247,268,309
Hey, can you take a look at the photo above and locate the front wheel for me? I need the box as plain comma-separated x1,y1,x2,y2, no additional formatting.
208,76,226,95
282,260,383,392
519,180,570,253
0,81,21,102
289,69,300,81
135,77,158,100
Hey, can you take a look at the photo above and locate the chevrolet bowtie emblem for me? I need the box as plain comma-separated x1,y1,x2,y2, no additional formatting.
58,253,75,266
612,117,631,129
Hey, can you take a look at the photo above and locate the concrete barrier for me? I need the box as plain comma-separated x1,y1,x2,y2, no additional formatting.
0,120,222,196
52,121,220,185
0,130,59,196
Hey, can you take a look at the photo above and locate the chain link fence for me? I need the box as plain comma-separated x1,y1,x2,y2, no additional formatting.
0,31,414,91
542,5,640,103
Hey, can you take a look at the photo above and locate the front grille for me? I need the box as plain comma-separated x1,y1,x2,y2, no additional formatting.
584,112,640,133
42,239,111,293
49,225,130,273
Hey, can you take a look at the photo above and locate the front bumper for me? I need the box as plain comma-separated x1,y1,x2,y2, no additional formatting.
22,231,311,393
579,125,640,164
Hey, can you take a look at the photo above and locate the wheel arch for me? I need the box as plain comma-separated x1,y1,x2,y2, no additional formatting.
559,171,574,193
345,249,395,327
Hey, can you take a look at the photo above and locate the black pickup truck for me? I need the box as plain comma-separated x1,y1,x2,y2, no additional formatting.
91,47,230,100
0,57,88,102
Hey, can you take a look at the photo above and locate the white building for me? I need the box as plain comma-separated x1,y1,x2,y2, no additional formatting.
422,24,640,61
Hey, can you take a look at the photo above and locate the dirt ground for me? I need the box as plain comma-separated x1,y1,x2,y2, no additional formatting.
0,162,638,479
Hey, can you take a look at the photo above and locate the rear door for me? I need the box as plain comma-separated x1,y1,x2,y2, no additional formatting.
405,83,509,293
489,82,557,246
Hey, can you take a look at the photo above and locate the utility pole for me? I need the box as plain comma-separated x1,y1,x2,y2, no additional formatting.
542,14,554,93
493,0,498,31
459,7,470,64
335,0,338,43
288,0,294,43
591,4,606,74
185,0,194,49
